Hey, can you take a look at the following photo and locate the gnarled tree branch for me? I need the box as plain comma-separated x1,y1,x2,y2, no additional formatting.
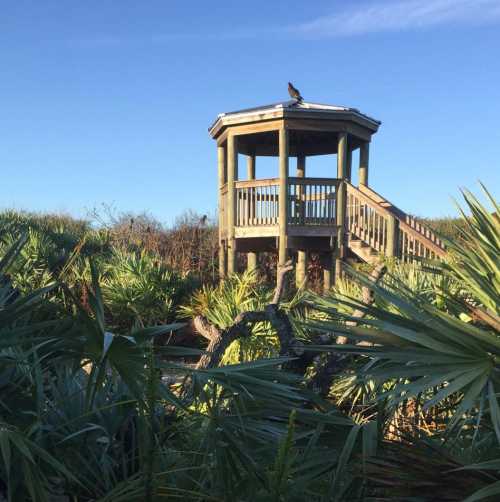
193,260,300,370
336,261,387,344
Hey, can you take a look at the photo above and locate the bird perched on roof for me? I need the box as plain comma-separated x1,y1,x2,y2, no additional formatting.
288,82,303,103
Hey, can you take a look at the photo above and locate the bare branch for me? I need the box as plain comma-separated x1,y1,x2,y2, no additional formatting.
336,261,387,344
469,305,500,332
192,316,221,341
194,263,299,370
271,260,294,305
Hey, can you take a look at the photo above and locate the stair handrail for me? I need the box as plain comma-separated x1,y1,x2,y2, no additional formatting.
358,184,446,254
346,182,394,255
346,182,447,260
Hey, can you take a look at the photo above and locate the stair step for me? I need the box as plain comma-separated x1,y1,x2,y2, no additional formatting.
348,237,381,265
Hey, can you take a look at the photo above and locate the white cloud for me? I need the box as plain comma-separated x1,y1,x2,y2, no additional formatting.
69,0,500,47
294,0,500,38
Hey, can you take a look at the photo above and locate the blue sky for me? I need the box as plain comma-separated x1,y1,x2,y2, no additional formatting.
1,0,499,224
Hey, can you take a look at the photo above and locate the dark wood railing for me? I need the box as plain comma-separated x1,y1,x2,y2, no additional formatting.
224,178,446,262
346,183,390,254
232,177,340,228
347,182,447,260
235,178,279,226
288,177,339,226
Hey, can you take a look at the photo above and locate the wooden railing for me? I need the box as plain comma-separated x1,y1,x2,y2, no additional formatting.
288,177,339,226
357,184,446,259
399,216,446,261
235,178,279,226
347,182,447,260
231,177,340,228
225,177,446,262
346,183,390,254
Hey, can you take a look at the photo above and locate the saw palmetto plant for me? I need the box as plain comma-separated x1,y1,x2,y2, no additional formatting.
306,185,500,501
179,270,279,363
0,233,372,502
100,249,196,330
0,184,498,501
180,270,310,364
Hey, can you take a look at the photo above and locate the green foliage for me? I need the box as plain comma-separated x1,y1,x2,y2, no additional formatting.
306,185,500,500
0,228,57,292
422,215,467,242
441,184,499,316
0,210,209,330
180,270,280,363
101,249,196,329
1,184,498,501
0,232,365,501
180,271,308,364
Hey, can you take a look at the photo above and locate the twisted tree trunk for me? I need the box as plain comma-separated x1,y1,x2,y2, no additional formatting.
193,261,303,370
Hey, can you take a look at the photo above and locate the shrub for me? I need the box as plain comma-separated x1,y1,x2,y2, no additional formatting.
306,184,500,501
101,249,197,329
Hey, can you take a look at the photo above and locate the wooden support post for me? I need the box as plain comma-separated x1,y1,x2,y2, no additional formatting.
386,215,399,258
246,154,255,180
296,250,307,288
296,154,307,288
296,154,305,178
218,145,227,280
227,135,238,274
247,252,258,272
336,132,348,282
359,142,370,187
246,154,258,273
322,252,334,292
346,147,352,182
337,133,348,179
278,127,289,267
219,242,227,280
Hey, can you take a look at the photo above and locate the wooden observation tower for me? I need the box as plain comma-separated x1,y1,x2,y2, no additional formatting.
209,99,446,289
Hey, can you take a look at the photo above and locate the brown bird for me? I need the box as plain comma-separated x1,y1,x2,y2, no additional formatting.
288,82,303,103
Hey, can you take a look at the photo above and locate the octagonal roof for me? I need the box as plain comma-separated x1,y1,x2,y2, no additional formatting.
209,100,381,140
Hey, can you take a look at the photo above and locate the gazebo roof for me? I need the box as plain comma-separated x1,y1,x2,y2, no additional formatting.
209,100,381,139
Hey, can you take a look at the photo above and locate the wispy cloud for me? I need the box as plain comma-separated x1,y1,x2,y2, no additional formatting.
68,0,500,48
294,0,500,38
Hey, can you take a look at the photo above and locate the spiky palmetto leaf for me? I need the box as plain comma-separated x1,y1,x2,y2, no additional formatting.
441,184,499,319
308,265,500,431
1,230,367,501
171,357,365,501
100,249,196,329
305,185,500,501
180,270,279,363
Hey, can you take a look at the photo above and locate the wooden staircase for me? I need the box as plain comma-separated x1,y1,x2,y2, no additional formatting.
347,238,380,265
345,182,446,263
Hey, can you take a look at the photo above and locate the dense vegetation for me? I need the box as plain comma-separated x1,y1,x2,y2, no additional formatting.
0,186,498,501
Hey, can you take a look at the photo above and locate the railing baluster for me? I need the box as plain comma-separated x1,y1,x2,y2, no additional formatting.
244,188,247,226
250,187,254,225
312,184,316,224
237,189,240,226
320,184,323,223
264,187,267,225
316,183,319,224
269,186,272,225
307,183,310,224
264,186,267,225
274,185,277,224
